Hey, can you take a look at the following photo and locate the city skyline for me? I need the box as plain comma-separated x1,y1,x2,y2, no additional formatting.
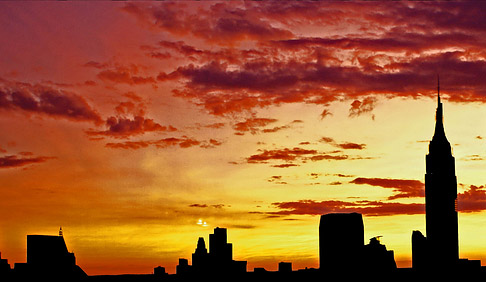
2,1,486,275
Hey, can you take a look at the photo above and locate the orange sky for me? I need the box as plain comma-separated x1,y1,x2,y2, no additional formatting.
2,2,486,275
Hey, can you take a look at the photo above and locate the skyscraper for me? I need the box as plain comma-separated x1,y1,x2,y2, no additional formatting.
425,78,459,267
413,78,459,270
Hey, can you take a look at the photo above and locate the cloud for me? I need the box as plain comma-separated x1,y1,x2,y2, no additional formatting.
458,185,486,213
246,145,365,166
97,67,156,85
233,117,277,135
269,199,425,217
267,175,287,184
247,147,318,163
271,163,299,168
0,154,55,169
105,136,223,150
87,116,177,138
319,136,366,150
122,2,293,45
120,2,486,119
267,182,486,216
462,154,485,161
309,154,349,161
0,81,102,124
350,177,425,200
86,99,177,138
349,97,377,118
320,109,332,119
189,204,208,208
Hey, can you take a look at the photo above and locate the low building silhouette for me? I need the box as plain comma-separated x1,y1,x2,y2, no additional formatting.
5,228,87,281
176,258,191,275
319,212,397,276
278,262,292,273
363,237,397,272
153,266,167,278
0,252,11,279
188,227,247,276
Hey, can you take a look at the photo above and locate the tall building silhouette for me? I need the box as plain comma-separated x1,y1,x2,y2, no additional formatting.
413,79,459,270
209,227,233,264
319,213,364,270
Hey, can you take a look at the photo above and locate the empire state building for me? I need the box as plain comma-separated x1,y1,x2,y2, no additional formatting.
412,79,459,270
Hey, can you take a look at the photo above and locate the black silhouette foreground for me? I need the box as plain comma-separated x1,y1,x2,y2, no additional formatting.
2,81,486,281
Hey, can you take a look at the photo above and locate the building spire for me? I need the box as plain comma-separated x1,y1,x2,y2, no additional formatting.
437,74,440,105
432,76,447,143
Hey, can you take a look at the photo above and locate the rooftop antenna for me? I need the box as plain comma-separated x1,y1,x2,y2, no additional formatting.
437,74,440,104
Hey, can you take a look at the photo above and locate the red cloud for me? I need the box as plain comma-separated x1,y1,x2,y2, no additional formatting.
0,154,55,169
118,2,486,119
458,185,486,213
268,183,486,217
97,67,155,85
233,117,277,135
270,199,425,217
122,2,293,45
105,136,223,150
351,177,425,200
0,81,102,124
319,137,366,150
247,147,318,163
247,145,365,165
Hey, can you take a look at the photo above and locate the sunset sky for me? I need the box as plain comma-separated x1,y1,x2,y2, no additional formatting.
2,1,486,275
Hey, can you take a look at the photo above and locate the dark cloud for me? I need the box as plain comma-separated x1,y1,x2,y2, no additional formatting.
189,203,226,209
0,82,102,124
86,116,177,138
349,97,377,118
122,2,293,45
189,204,208,208
0,154,55,169
120,2,486,118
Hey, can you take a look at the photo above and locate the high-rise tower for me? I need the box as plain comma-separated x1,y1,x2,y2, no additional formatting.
423,77,459,268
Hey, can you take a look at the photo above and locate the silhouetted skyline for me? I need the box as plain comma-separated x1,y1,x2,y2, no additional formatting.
2,90,485,280
3,2,486,276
